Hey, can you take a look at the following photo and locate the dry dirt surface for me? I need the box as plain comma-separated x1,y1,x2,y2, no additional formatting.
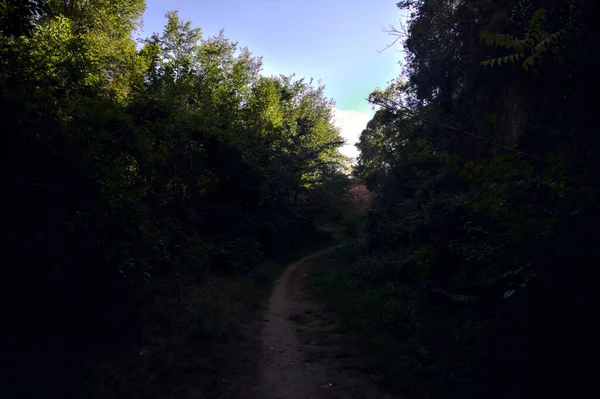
256,248,395,399
346,184,372,214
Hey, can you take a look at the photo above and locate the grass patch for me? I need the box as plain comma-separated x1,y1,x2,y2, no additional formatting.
68,228,338,399
309,240,414,394
73,277,256,399
310,236,505,398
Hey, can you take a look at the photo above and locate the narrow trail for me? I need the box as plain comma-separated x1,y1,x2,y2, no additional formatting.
224,184,383,398
257,247,395,399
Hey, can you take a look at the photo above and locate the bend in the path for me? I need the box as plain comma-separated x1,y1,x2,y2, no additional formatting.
258,247,395,399
260,249,331,399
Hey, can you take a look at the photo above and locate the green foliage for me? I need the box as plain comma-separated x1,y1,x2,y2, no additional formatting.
320,0,600,398
0,0,48,37
0,3,347,397
480,8,564,71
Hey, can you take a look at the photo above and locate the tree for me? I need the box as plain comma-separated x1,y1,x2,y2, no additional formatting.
322,1,600,398
1,4,348,397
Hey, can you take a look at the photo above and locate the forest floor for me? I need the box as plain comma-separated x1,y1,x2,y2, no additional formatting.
225,247,395,399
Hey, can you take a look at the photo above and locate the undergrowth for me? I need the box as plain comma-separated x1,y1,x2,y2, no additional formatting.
311,236,410,388
68,229,338,399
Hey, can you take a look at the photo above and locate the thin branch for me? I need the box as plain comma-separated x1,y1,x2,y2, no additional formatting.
379,20,409,53
366,97,549,163
378,35,403,53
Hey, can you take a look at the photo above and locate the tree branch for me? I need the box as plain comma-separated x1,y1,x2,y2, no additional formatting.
366,97,549,163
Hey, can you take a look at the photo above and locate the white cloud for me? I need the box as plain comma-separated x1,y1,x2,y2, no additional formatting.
333,108,373,160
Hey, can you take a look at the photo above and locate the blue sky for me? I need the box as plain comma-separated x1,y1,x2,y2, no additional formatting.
139,0,405,158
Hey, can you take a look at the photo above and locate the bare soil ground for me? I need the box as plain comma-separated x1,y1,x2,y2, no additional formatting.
258,248,394,399
346,184,372,214
225,248,394,399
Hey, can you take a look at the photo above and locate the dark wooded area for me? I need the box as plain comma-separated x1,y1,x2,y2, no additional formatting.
1,1,348,396
314,1,600,398
2,1,599,398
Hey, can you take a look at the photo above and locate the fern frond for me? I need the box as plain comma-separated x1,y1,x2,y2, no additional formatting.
481,52,522,68
480,8,564,72
479,31,523,50
522,56,535,71
534,29,566,53
525,8,548,43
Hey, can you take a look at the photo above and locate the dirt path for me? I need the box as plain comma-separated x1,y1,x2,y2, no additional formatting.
258,247,395,399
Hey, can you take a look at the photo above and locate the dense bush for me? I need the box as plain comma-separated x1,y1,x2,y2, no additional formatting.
314,1,600,398
0,2,348,396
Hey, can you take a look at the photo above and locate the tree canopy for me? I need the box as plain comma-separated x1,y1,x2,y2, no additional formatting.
4,0,599,397
1,2,348,396
317,0,600,398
